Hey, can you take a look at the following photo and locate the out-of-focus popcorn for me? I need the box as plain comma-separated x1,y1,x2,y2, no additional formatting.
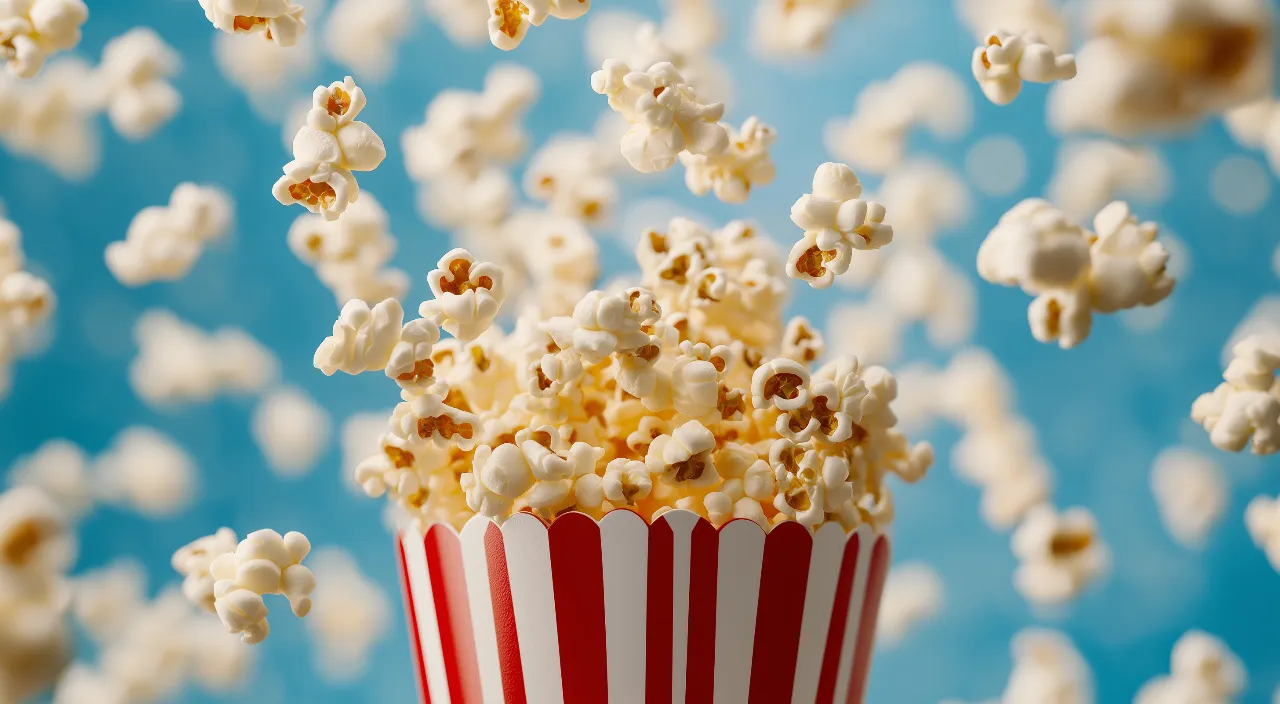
402,63,538,231
1046,141,1170,221
1150,447,1226,548
523,134,619,226
275,76,386,221
1001,628,1095,704
72,559,147,644
824,63,971,175
825,302,904,366
93,427,196,518
0,0,88,79
1224,97,1280,178
1221,296,1280,368
214,29,316,116
751,0,863,58
340,412,390,493
287,192,408,305
584,13,730,104
425,0,489,47
1245,494,1280,571
305,548,390,683
787,162,893,289
876,159,972,246
323,0,412,81
877,562,943,646
484,0,591,50
0,485,75,576
252,387,333,478
93,27,182,140
972,29,1076,105
1048,0,1273,138
0,58,99,179
679,116,776,203
0,212,53,399
130,310,279,406
871,247,977,349
1135,631,1246,704
106,183,234,286
592,60,728,175
8,439,92,520
1011,504,1108,606
1192,335,1280,454
956,0,1069,53
198,0,308,47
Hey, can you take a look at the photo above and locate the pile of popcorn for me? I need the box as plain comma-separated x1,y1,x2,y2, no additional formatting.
105,183,233,287
978,199,1175,349
0,207,55,401
1192,334,1280,455
0,0,88,79
316,214,934,532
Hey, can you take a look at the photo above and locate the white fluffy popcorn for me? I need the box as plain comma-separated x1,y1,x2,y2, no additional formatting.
523,133,619,225
1221,296,1280,368
1136,631,1246,704
1011,504,1108,606
876,159,972,245
0,58,100,178
1001,628,1095,704
252,387,333,478
198,0,308,47
871,247,977,349
751,0,864,57
425,0,489,47
1150,447,1227,548
420,248,506,343
213,26,316,112
1046,140,1170,222
106,183,233,286
876,563,943,646
93,27,182,139
1245,494,1280,572
7,439,92,520
71,559,147,645
173,527,239,612
287,192,408,306
0,209,54,400
485,0,591,51
972,29,1075,105
93,427,196,518
824,63,972,175
956,0,1069,53
679,116,775,203
323,0,412,81
787,162,893,289
1192,335,1280,454
130,310,279,405
591,59,728,174
313,298,404,376
583,14,730,104
0,0,88,79
0,485,74,576
275,76,386,220
305,548,390,683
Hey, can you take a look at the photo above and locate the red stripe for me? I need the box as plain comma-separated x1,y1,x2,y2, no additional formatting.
815,530,862,704
397,537,432,704
425,526,484,704
548,512,610,703
684,519,719,703
485,521,528,704
846,536,890,704
645,517,674,704
747,521,814,703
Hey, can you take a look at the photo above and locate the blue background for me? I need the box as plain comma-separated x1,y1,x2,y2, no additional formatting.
2,0,1278,701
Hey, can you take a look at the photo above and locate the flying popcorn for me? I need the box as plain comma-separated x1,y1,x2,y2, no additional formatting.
129,310,279,405
286,192,409,306
305,548,390,683
322,0,412,81
314,297,405,375
1245,494,1280,572
252,387,333,478
1150,447,1227,548
972,29,1076,105
1001,628,1095,703
275,76,386,220
425,0,489,47
1192,335,1280,454
678,115,776,203
522,134,619,225
1135,631,1246,704
877,562,943,646
92,427,197,518
0,485,75,576
7,439,93,520
584,13,731,104
213,26,316,111
0,211,55,399
787,162,893,289
106,183,233,286
1011,504,1108,606
485,0,591,51
198,0,308,47
876,159,973,245
0,58,100,179
419,248,507,343
0,0,88,79
173,527,239,612
93,27,182,140
870,247,977,349
591,59,729,174
1046,140,1170,221
751,0,865,57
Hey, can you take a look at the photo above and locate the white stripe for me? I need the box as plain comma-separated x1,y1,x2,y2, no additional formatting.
790,523,848,704
459,517,504,704
664,510,700,704
600,510,649,704
832,525,876,702
713,520,766,704
502,513,565,704
401,531,451,704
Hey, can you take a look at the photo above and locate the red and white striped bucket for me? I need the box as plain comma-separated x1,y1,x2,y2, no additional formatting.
397,509,890,704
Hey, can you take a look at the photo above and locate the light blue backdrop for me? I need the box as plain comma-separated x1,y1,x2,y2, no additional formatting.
2,0,1278,701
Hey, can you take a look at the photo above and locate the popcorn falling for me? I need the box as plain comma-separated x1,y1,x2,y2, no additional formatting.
678,115,777,204
1245,494,1280,572
197,0,308,47
129,310,279,406
877,563,943,646
92,27,182,140
0,209,55,400
787,162,893,289
522,134,620,225
305,548,390,682
322,0,413,82
972,29,1076,106
1150,448,1227,548
275,76,387,221
1001,628,1095,703
1136,631,1246,704
1046,140,1170,222
106,183,233,286
751,0,864,57
0,0,88,79
485,0,591,51
583,15,731,104
286,192,409,306
1011,504,1108,606
1193,335,1280,454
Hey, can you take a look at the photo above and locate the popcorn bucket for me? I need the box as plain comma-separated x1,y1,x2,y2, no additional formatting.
397,509,890,704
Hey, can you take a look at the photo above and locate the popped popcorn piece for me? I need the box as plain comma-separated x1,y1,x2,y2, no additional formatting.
106,183,234,286
339,411,390,493
93,427,197,518
322,0,412,81
787,162,893,289
71,559,147,644
1220,296,1280,368
485,0,591,51
591,60,728,174
0,210,54,399
1136,631,1246,704
275,76,386,220
876,563,943,646
1245,494,1280,571
523,133,619,225
825,302,904,365
876,159,972,245
252,387,333,478
956,0,1069,53
1011,504,1108,606
213,24,316,110
871,247,977,349
0,0,88,78
8,439,93,520
1151,448,1227,548
583,14,730,104
287,192,408,305
972,29,1076,106
1192,335,1280,454
1046,141,1170,221
824,63,972,175
751,0,865,57
0,58,100,179
200,529,315,644
314,298,405,376
198,0,308,47
1211,155,1272,216
173,527,238,612
419,248,506,343
94,27,182,140
425,0,489,47
305,548,390,683
1001,628,1095,704
0,485,74,576
130,310,279,405
679,116,776,203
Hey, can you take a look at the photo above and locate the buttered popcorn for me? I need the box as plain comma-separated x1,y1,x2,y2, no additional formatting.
1011,504,1108,606
0,0,88,79
485,0,591,51
679,116,776,203
106,183,233,286
198,0,307,47
972,29,1076,105
1193,335,1280,455
318,217,932,533
787,162,893,289
275,77,386,221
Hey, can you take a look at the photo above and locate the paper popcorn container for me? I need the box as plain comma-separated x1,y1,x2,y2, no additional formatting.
397,509,891,704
